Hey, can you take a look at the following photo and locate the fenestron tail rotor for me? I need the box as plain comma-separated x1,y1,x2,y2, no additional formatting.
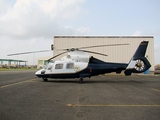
135,59,146,72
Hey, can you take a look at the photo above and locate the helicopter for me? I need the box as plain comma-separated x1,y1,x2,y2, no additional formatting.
33,41,150,84
8,41,151,84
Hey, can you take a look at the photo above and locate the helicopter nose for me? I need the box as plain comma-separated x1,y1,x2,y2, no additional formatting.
35,69,46,76
35,69,42,75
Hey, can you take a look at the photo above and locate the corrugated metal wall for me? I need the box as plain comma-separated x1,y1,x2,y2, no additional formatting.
53,36,154,71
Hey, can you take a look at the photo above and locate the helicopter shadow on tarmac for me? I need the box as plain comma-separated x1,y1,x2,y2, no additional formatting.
38,76,145,84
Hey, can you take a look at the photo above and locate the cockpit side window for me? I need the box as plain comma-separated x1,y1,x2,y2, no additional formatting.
55,64,63,69
66,63,74,69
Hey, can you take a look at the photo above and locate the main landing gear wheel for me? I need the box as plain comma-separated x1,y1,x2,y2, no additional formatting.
43,78,48,82
79,77,83,84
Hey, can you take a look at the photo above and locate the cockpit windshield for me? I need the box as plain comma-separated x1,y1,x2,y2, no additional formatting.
43,61,54,69
44,64,49,69
44,63,54,70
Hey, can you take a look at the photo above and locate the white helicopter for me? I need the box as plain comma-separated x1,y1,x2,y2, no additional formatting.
8,41,151,84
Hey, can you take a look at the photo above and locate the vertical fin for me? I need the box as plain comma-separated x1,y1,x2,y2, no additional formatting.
124,41,151,75
132,41,148,59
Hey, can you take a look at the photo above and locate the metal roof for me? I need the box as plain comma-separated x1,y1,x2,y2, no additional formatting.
0,59,27,62
54,36,154,38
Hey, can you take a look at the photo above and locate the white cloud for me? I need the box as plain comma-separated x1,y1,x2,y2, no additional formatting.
0,0,87,65
0,0,86,40
76,27,90,35
0,0,13,16
132,31,142,36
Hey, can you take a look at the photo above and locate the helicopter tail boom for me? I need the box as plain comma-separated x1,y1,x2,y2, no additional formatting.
124,41,151,76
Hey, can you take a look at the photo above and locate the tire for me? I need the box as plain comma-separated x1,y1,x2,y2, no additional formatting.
43,78,48,82
79,78,83,84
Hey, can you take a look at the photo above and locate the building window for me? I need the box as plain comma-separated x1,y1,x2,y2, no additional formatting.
55,64,63,69
38,60,43,64
66,63,74,69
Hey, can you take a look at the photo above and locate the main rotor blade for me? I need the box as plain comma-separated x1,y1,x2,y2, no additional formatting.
7,50,52,56
81,50,108,56
47,51,67,61
78,43,129,49
57,43,129,51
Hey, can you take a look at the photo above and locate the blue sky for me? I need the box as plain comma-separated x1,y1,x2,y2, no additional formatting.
74,0,160,35
0,0,160,65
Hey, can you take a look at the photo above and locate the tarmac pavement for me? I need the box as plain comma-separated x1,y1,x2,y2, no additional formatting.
0,70,160,120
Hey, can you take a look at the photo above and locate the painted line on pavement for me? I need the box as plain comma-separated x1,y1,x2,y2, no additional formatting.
67,104,160,107
0,79,36,89
152,88,160,93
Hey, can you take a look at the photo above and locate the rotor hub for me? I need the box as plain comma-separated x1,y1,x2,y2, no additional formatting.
68,48,78,52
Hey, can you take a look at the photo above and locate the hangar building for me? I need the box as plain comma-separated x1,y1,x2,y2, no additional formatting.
53,36,154,71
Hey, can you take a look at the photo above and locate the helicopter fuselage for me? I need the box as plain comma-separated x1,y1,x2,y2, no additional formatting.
35,57,128,79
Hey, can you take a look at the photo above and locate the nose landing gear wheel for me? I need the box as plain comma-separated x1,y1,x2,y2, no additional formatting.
43,78,48,82
79,77,83,84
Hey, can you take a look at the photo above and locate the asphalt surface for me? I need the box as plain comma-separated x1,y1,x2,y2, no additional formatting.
0,70,160,120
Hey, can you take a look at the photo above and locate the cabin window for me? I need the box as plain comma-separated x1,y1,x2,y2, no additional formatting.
55,64,63,69
66,63,74,69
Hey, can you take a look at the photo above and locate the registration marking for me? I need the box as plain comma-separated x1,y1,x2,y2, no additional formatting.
0,79,36,89
67,104,160,107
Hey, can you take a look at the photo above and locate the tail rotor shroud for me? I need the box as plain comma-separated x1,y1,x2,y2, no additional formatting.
135,59,146,72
